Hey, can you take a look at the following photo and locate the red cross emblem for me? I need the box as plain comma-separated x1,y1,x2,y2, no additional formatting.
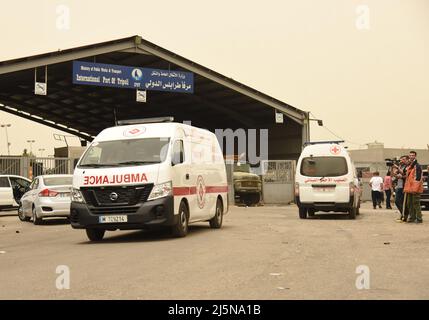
330,145,340,155
196,175,206,209
123,126,146,137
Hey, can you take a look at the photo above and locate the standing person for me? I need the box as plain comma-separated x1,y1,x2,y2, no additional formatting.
404,151,423,223
383,171,393,209
370,171,383,209
394,156,409,222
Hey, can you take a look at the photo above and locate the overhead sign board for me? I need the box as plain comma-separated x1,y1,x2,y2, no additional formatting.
72,61,193,93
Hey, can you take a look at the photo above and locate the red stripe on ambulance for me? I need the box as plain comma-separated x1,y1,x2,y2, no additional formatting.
173,186,227,196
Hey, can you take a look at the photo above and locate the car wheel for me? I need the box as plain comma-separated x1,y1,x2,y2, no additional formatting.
18,205,30,222
209,198,223,229
172,201,189,237
32,206,43,225
299,207,308,219
349,206,357,220
86,228,105,241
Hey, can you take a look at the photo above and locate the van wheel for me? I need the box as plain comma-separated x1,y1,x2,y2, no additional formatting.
18,205,30,222
209,198,223,229
172,201,189,237
349,206,357,219
308,209,315,217
86,229,105,241
299,207,308,219
32,206,43,225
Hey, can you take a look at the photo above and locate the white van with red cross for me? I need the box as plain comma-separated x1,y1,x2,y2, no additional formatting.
70,119,228,241
294,141,361,219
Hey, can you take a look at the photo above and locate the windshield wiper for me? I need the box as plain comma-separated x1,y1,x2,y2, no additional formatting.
78,164,116,168
117,161,160,165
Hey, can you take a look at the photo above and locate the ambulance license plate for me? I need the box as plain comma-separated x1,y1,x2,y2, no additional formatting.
99,215,128,223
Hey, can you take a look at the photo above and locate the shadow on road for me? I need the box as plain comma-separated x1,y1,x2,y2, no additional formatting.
39,218,70,226
78,224,232,244
308,213,362,220
0,211,18,218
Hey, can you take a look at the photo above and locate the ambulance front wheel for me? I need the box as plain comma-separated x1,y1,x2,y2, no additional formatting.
172,201,189,237
86,228,105,241
209,198,223,229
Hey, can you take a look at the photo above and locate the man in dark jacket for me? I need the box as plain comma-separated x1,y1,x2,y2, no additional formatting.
394,155,409,222
405,151,423,223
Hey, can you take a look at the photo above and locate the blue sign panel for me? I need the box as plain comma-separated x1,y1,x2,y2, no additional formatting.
72,61,194,93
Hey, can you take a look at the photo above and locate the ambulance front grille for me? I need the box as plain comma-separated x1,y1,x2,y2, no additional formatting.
89,206,139,215
81,183,153,206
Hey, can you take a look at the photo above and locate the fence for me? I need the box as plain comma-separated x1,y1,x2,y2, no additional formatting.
0,157,79,179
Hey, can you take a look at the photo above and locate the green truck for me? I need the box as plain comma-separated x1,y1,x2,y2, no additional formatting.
233,163,262,206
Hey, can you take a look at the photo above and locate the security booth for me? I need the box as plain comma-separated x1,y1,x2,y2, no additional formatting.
0,35,310,204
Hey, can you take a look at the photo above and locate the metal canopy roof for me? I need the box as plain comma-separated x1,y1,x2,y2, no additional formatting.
0,35,307,142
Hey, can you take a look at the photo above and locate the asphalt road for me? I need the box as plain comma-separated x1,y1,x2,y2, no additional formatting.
0,203,428,300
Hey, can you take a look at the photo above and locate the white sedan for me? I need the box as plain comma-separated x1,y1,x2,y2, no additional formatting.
19,175,73,224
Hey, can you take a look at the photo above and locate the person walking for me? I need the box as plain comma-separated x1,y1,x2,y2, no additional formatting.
370,171,383,209
394,156,409,222
383,171,393,209
404,151,423,223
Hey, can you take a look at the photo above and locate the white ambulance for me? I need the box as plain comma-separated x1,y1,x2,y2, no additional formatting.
294,141,361,219
70,119,228,241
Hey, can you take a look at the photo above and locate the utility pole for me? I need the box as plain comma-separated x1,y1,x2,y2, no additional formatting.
27,140,35,155
0,124,11,155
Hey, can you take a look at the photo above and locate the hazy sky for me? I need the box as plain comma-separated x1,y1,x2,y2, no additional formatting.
0,0,428,156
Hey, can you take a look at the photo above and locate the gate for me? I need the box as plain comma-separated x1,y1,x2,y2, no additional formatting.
261,160,296,204
0,157,79,178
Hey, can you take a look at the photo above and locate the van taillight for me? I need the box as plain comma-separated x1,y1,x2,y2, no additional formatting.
39,189,59,197
295,182,300,196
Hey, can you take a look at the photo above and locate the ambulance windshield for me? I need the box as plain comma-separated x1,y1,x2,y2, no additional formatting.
79,138,170,168
301,157,348,177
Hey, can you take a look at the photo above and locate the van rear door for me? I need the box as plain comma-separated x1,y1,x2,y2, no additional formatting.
0,177,14,207
299,156,350,203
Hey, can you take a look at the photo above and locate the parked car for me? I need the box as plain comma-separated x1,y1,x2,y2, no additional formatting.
19,174,73,224
421,169,429,209
233,163,262,206
0,175,32,211
295,141,361,219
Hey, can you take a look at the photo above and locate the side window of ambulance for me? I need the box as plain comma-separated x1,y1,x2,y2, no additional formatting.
172,140,185,165
0,177,11,188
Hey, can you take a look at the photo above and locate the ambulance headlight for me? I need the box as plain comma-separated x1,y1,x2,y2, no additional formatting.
71,188,86,203
148,181,172,201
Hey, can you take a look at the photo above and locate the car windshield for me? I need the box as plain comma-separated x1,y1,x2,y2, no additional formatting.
78,138,170,168
301,156,348,177
43,176,73,186
234,163,251,173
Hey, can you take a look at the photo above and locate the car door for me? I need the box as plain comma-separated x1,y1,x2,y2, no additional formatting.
171,139,194,216
9,177,31,205
21,178,39,214
0,177,14,207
